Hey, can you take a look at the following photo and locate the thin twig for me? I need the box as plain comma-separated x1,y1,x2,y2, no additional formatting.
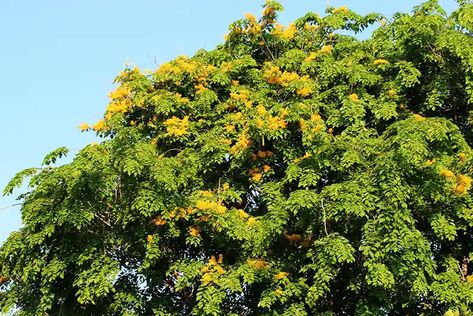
0,203,22,211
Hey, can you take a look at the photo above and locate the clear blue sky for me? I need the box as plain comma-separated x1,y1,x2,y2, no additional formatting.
0,0,457,244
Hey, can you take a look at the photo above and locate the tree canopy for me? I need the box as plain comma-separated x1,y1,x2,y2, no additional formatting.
2,0,473,314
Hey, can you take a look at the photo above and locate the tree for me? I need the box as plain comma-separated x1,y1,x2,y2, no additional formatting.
2,0,473,314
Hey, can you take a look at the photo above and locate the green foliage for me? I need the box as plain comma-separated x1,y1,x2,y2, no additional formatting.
3,0,473,314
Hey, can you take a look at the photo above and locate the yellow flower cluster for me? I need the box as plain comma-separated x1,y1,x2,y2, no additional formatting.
333,6,349,14
195,83,208,95
304,52,317,62
79,123,90,131
189,226,201,237
153,216,167,226
249,164,272,182
237,209,249,219
230,134,252,155
252,150,274,160
264,66,282,84
247,217,258,226
279,72,300,85
349,93,360,102
425,159,436,166
195,199,227,215
163,116,189,137
319,45,333,54
274,272,289,280
247,258,269,269
93,120,106,132
284,232,302,242
459,152,467,163
297,86,312,97
156,56,215,83
413,114,425,122
272,23,284,37
453,174,472,195
201,254,225,285
107,100,132,114
373,59,390,65
268,116,287,130
230,90,250,102
109,85,130,100
281,23,297,40
440,168,455,179
294,152,312,164
244,13,261,34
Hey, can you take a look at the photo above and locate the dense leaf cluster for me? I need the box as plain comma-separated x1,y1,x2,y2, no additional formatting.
2,1,473,314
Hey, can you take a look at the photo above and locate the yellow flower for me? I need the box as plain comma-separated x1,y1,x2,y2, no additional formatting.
304,52,317,62
257,105,267,116
279,71,300,86
163,116,189,137
453,174,472,195
93,120,105,131
264,66,282,84
79,123,90,131
299,118,307,131
248,258,268,269
222,183,230,190
230,134,252,155
274,272,289,280
208,255,218,266
267,116,286,130
413,114,425,122
201,190,213,197
333,6,349,14
459,152,467,162
297,86,312,97
216,266,225,275
201,273,214,286
387,89,397,97
195,83,207,95
252,172,263,182
147,235,153,244
440,168,455,179
425,159,436,166
154,217,167,226
349,93,360,102
109,85,130,99
373,59,390,65
245,13,257,23
280,108,289,118
281,23,297,40
196,200,211,210
310,114,322,122
256,118,265,129
284,232,302,242
215,203,227,214
320,45,333,54
263,165,272,172
237,209,249,219
107,100,131,114
189,226,201,237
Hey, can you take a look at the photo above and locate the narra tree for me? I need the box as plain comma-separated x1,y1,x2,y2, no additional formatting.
2,1,473,315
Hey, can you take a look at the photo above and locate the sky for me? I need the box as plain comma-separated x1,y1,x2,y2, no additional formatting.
0,0,458,244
